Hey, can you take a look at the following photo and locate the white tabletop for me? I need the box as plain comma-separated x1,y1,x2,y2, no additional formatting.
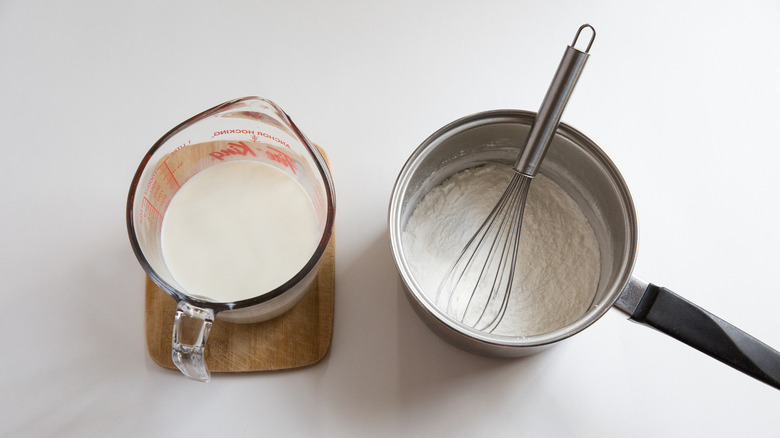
2,1,779,436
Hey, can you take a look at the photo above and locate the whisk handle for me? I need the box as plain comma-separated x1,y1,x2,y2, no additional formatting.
514,24,594,177
624,282,780,390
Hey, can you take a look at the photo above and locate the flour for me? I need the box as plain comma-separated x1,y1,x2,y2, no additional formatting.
402,163,600,336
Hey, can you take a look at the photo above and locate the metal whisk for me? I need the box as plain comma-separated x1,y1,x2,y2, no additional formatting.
437,24,596,332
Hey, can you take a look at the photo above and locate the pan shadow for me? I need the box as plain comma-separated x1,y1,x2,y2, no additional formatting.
340,229,558,422
393,256,555,409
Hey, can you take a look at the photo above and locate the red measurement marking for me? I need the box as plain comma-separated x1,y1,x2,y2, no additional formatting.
163,160,180,188
142,196,163,222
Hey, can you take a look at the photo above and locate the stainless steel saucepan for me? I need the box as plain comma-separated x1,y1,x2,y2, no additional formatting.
388,109,780,390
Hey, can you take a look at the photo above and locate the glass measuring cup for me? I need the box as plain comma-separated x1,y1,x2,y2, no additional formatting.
127,97,336,381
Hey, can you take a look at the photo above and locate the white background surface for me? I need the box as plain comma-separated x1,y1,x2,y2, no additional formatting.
2,0,779,436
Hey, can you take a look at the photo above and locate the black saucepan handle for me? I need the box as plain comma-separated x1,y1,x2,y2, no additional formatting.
617,280,780,390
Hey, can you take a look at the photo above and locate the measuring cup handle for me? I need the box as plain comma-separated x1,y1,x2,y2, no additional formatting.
617,280,780,390
172,301,214,382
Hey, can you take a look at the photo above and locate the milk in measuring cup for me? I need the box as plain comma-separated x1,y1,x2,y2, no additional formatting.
160,160,319,303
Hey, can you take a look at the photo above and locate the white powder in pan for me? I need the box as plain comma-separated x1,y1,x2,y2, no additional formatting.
402,163,600,336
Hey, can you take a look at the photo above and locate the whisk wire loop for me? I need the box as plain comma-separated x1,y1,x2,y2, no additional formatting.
437,24,592,332
484,177,529,331
463,177,519,326
438,174,531,331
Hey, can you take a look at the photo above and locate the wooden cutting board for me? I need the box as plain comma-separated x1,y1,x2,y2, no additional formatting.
145,234,334,372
